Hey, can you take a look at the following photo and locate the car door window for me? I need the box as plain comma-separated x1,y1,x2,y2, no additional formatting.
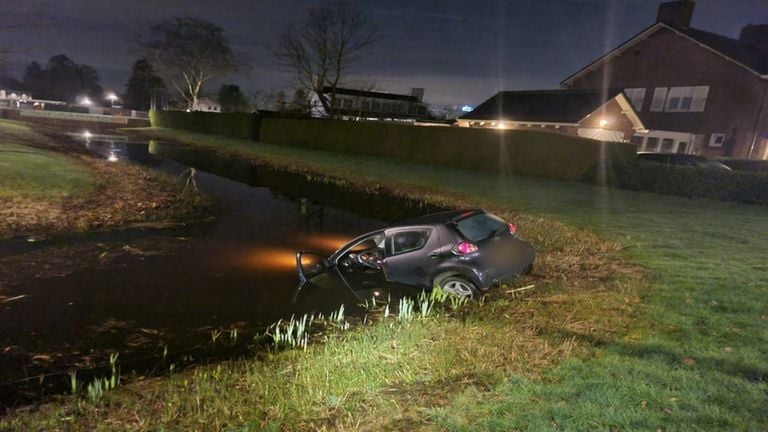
388,229,431,256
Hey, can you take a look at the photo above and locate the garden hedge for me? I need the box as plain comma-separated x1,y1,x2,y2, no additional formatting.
150,110,260,139
259,118,635,182
589,159,768,205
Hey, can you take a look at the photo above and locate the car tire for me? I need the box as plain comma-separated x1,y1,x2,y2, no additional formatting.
438,276,479,298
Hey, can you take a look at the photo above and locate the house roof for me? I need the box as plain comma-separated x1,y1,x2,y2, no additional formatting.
460,88,624,123
679,27,768,74
561,23,768,86
320,86,419,103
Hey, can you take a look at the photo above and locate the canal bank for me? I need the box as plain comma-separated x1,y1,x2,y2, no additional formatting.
2,126,766,430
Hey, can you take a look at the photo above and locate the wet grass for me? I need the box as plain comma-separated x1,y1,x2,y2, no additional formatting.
3,127,766,430
0,120,92,199
0,122,211,240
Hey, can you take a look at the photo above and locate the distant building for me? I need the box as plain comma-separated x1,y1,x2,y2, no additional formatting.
192,97,221,112
561,0,768,159
457,89,644,143
317,87,428,120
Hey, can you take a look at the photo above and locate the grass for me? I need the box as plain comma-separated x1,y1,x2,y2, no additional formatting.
0,121,210,239
3,127,766,430
0,119,91,199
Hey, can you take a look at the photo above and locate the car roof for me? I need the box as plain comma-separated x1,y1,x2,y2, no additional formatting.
637,152,707,161
394,209,483,227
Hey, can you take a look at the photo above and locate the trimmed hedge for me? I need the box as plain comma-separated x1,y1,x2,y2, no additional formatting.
150,110,260,139
592,159,768,205
259,118,636,182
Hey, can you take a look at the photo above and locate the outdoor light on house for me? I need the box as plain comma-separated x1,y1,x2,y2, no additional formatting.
496,121,507,130
599,118,610,128
106,92,118,107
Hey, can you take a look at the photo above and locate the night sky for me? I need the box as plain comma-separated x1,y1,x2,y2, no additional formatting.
1,0,767,107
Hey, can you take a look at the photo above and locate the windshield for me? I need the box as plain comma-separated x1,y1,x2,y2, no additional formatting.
455,213,507,242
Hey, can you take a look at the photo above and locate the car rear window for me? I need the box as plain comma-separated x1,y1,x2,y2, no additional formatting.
454,213,506,242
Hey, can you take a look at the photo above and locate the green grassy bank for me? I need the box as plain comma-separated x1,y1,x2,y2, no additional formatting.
0,119,92,199
3,127,766,430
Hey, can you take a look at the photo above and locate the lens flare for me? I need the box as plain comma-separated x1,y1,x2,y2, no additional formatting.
302,234,352,252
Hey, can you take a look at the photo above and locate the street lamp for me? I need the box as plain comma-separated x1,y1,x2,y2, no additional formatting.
106,92,118,108
80,96,92,107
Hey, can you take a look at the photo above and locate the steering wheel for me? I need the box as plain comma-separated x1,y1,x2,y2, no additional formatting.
356,249,383,269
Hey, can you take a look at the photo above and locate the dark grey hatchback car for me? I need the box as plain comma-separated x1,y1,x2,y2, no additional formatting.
296,209,535,298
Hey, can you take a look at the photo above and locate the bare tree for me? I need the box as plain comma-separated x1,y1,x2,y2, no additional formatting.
140,17,237,110
275,0,377,116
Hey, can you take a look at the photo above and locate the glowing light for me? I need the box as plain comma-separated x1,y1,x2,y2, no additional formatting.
107,152,118,162
461,105,474,112
599,118,610,128
106,92,117,102
236,248,299,272
83,130,92,139
80,96,92,106
303,234,352,252
496,121,507,130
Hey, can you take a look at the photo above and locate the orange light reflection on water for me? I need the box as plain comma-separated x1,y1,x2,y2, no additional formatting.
234,235,352,273
239,248,298,272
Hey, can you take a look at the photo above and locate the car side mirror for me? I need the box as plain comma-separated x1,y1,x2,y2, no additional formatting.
296,250,329,287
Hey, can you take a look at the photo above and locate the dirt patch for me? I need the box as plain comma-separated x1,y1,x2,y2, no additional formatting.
0,128,210,241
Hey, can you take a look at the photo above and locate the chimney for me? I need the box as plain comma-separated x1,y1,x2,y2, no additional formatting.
410,88,424,102
740,24,768,52
657,0,695,29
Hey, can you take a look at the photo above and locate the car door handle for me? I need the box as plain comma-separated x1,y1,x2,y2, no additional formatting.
428,252,440,259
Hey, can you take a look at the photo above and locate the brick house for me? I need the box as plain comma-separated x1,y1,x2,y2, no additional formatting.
562,0,768,159
456,88,645,143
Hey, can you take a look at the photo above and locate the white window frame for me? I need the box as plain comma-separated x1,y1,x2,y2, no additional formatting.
624,88,646,111
644,137,661,152
662,86,710,113
709,133,725,148
650,87,668,112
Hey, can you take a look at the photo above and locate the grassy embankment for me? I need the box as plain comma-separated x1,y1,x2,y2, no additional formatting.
3,127,766,431
0,120,208,240
0,119,92,233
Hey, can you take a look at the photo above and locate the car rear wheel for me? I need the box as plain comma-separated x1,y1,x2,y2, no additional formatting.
439,276,479,298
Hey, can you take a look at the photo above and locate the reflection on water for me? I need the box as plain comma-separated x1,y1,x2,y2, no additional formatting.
0,137,442,407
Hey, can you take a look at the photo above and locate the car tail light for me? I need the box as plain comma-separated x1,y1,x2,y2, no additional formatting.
508,223,517,236
453,242,479,255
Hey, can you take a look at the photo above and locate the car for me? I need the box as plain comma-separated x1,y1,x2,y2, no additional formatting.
295,209,535,300
637,152,732,170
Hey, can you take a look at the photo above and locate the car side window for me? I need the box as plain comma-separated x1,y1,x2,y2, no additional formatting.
388,229,431,256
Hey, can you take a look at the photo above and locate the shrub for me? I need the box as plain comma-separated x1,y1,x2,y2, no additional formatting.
591,159,768,205
150,110,260,139
259,118,636,182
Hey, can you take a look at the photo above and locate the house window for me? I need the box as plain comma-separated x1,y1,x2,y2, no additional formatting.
362,101,371,110
645,137,660,152
709,133,725,148
343,99,353,109
372,102,381,111
630,135,644,145
650,87,668,112
624,88,646,111
661,138,675,152
664,86,710,112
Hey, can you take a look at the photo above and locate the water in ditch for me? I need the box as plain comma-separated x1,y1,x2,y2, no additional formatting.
0,136,442,407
